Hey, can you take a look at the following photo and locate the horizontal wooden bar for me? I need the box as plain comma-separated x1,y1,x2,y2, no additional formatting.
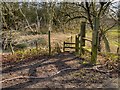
64,47,76,49
83,38,92,42
64,42,75,44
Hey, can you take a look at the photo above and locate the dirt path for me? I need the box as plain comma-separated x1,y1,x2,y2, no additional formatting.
2,52,119,89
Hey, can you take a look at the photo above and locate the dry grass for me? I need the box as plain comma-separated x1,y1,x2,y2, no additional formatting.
14,32,72,45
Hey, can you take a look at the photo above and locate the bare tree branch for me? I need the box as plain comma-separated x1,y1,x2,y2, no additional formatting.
19,7,34,32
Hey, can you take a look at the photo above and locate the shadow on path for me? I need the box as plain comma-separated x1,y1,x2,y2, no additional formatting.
3,52,84,89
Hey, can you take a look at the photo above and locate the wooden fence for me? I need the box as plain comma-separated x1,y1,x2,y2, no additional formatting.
63,17,100,64
48,17,100,64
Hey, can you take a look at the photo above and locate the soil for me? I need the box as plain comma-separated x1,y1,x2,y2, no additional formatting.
1,52,119,89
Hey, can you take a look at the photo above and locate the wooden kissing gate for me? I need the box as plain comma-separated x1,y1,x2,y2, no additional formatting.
63,17,99,64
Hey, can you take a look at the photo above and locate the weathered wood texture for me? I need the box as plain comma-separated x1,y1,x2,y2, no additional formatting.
80,22,86,55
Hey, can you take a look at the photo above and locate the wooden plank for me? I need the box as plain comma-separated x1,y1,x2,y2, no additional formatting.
83,38,92,42
64,42,75,44
64,47,75,49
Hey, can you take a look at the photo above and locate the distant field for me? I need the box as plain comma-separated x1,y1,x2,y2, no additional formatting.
85,29,119,53
106,29,119,53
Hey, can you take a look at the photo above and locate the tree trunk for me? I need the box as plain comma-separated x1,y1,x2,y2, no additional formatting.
102,34,110,52
19,7,34,32
36,4,40,34
98,32,102,52
91,17,99,64
10,42,14,54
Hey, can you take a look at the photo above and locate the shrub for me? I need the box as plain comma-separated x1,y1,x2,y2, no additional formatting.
15,43,28,50
37,38,47,46
2,47,49,64
40,28,48,34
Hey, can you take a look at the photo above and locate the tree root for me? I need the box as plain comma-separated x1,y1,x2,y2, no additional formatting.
0,65,116,83
84,66,113,73
1,68,78,83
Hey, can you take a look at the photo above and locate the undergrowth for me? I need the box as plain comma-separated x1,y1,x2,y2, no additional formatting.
2,42,63,64
2,47,49,64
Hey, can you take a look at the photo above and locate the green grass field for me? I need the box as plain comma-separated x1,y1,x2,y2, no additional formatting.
85,29,119,53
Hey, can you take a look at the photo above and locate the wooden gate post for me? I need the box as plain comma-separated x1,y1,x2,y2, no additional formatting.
75,35,79,54
35,40,38,52
48,31,51,56
71,36,72,47
91,17,99,64
63,41,65,52
80,22,86,56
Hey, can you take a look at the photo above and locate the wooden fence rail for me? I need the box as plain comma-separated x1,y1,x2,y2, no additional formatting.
83,38,92,43
64,42,75,44
63,41,76,52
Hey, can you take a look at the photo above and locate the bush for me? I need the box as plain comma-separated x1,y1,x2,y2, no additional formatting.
2,47,49,64
15,43,28,50
29,38,47,48
40,29,48,34
37,38,47,46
